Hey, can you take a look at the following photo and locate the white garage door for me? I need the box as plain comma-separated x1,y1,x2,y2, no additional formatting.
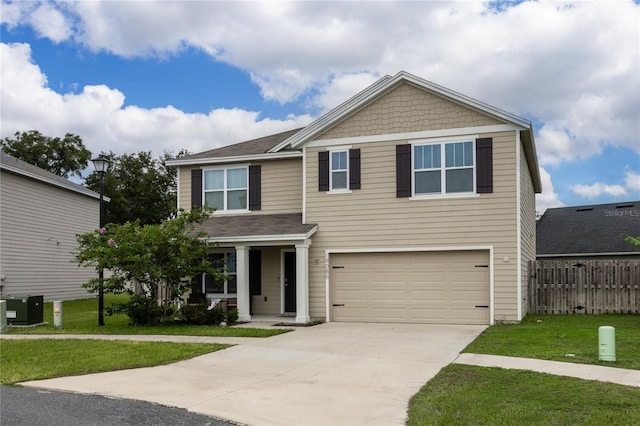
330,251,490,325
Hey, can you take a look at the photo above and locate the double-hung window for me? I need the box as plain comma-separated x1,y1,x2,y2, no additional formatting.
204,251,237,295
330,150,348,190
203,167,248,211
413,141,474,195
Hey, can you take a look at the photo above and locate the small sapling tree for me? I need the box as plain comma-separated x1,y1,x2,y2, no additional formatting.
74,208,223,324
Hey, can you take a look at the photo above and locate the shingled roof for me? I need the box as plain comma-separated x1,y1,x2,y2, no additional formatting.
536,201,640,256
194,213,317,242
0,149,102,200
177,128,303,162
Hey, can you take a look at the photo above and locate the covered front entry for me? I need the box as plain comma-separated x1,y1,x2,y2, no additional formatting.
194,213,317,324
329,250,491,325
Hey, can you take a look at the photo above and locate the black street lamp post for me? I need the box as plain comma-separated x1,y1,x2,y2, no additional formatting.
91,154,111,326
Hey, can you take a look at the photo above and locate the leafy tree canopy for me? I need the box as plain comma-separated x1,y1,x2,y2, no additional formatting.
85,150,188,225
623,234,640,248
73,207,221,304
0,130,91,178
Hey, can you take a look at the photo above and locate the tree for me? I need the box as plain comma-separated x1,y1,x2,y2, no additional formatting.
85,150,188,225
73,208,222,322
623,234,640,248
0,130,91,178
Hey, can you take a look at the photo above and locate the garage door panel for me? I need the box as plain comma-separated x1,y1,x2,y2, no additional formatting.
331,251,490,325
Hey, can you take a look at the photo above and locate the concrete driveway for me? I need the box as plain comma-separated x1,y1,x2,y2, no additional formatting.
21,322,485,426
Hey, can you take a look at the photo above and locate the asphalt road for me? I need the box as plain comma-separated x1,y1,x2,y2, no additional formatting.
0,386,235,426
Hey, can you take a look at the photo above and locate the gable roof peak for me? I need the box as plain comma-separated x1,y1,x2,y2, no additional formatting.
268,70,533,153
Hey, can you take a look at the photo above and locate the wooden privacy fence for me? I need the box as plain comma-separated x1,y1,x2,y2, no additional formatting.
528,259,640,314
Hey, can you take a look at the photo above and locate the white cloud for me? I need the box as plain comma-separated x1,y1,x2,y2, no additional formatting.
0,42,312,157
29,3,72,43
536,167,565,214
1,0,638,172
569,166,640,201
624,169,640,193
570,183,627,199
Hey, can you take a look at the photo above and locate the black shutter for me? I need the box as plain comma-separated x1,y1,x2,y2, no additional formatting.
349,148,361,190
191,169,202,208
249,165,261,210
396,144,412,197
318,151,329,191
476,138,493,193
188,273,204,303
249,250,262,296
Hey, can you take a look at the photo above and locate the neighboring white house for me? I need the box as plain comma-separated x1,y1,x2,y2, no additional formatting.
0,149,102,301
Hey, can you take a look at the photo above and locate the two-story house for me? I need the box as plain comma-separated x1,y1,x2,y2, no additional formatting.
167,71,542,325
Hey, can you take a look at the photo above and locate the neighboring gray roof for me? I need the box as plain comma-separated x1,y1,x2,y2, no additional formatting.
537,201,640,256
195,213,317,242
0,149,102,200
171,128,303,164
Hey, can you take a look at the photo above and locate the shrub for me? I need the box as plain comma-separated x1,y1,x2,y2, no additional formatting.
226,308,239,324
181,303,225,325
126,295,163,325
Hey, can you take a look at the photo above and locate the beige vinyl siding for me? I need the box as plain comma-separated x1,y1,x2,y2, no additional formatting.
0,171,99,301
252,159,302,214
305,131,520,322
317,82,502,140
178,159,302,214
520,142,537,318
177,165,196,211
250,247,283,315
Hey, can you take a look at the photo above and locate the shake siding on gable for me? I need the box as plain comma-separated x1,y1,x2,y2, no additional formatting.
178,158,302,214
0,171,98,301
305,130,520,321
316,82,502,140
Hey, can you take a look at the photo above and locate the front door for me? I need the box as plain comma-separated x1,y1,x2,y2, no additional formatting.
284,251,296,313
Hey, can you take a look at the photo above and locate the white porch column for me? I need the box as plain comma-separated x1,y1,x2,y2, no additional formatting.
235,245,251,322
295,240,311,323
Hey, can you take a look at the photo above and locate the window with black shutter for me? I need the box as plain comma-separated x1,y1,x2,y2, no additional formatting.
476,138,493,193
396,144,412,197
191,169,202,208
249,165,261,210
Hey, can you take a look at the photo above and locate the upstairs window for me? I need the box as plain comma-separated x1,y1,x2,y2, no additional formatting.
413,141,474,196
330,150,348,190
318,148,361,192
203,167,248,211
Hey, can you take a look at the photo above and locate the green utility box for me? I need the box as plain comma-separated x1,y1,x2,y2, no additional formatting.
2,295,44,325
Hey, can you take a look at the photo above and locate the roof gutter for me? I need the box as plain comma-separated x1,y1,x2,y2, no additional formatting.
165,150,302,167
203,226,318,244
1,163,108,201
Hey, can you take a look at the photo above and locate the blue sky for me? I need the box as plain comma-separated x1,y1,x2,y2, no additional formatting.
1,0,638,213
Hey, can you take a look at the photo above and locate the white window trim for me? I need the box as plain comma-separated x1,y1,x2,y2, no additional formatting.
411,138,477,198
203,250,238,297
329,148,350,193
202,164,249,213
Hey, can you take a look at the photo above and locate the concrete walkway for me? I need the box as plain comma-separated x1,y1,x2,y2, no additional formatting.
4,324,639,425
454,353,640,388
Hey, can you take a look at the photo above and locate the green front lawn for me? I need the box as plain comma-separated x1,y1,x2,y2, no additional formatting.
1,339,229,385
464,314,640,370
8,294,290,338
408,364,640,425
408,314,640,425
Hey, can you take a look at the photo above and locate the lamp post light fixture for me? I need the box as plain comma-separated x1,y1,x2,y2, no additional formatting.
91,154,111,326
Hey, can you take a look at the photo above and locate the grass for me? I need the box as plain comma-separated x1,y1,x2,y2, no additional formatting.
407,314,640,425
407,364,640,425
7,294,290,338
0,339,229,385
464,314,640,370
